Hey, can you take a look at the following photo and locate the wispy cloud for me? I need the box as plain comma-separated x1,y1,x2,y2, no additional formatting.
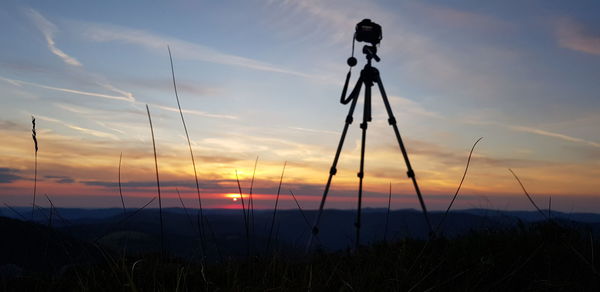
152,104,238,120
508,125,600,148
82,23,314,78
389,96,443,119
124,78,220,96
26,8,82,66
0,76,135,102
465,117,600,148
37,115,119,140
557,18,600,55
289,127,338,135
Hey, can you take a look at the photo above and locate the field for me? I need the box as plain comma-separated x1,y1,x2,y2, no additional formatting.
1,208,600,291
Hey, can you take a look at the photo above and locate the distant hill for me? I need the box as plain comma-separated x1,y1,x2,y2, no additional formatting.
3,207,600,260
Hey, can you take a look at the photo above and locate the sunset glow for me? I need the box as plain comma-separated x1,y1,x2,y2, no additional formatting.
1,1,599,212
225,193,241,202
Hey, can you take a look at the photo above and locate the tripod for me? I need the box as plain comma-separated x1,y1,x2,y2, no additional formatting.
308,45,432,251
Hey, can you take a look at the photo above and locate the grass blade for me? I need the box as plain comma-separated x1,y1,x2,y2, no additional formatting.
118,152,126,215
435,137,483,234
146,104,165,256
176,188,194,228
3,203,27,220
31,115,38,220
44,194,54,227
289,190,311,230
248,156,258,242
235,169,250,256
383,182,392,242
266,161,287,253
167,46,206,253
509,168,547,219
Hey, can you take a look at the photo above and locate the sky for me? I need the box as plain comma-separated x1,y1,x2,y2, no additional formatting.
1,0,599,212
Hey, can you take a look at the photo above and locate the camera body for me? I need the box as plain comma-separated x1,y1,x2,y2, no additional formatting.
355,19,382,45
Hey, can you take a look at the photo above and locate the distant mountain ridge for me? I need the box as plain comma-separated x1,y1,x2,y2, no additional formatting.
3,207,600,269
3,207,600,224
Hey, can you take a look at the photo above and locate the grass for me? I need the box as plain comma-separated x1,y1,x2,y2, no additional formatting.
3,221,599,291
168,46,207,254
118,152,126,215
31,115,38,219
435,137,483,235
235,169,250,256
145,104,165,256
384,182,392,242
266,161,287,254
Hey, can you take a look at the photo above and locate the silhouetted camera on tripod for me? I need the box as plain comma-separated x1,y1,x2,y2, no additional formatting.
308,19,432,252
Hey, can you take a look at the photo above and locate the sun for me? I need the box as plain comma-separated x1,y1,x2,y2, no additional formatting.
224,193,241,202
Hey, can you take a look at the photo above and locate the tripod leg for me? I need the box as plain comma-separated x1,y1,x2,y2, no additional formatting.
307,86,361,252
355,82,371,249
374,74,433,234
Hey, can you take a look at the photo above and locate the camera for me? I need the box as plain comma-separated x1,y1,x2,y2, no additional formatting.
355,19,382,45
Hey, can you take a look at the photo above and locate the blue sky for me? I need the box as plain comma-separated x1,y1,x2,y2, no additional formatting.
0,0,599,212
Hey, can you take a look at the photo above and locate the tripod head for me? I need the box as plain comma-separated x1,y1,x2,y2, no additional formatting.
362,45,380,63
347,44,380,67
341,19,383,105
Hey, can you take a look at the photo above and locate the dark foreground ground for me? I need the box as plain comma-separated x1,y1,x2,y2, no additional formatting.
1,215,599,291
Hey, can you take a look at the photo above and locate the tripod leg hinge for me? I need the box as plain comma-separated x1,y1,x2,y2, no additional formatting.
406,169,415,178
346,116,354,124
388,117,396,125
357,172,364,178
312,227,319,235
330,167,337,175
360,122,368,130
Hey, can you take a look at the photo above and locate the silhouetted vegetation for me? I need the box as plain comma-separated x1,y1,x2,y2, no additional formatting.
2,214,599,291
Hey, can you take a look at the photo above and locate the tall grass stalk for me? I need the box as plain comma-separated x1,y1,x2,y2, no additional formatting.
235,169,250,256
289,189,322,246
44,195,71,226
248,156,259,241
31,115,38,219
383,182,392,242
266,161,287,253
167,46,206,252
3,203,27,220
92,197,157,243
548,195,552,219
509,168,547,219
435,137,483,234
288,190,312,231
505,168,599,274
44,194,54,227
118,152,126,215
119,197,156,225
176,188,194,228
146,104,165,255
